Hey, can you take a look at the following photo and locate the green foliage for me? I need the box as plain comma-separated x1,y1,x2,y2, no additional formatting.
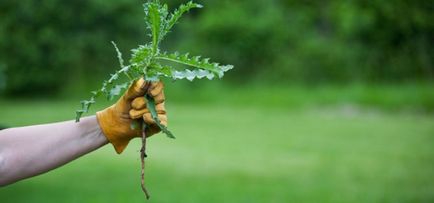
0,0,145,96
0,64,6,91
76,0,233,138
169,0,434,83
1,0,432,97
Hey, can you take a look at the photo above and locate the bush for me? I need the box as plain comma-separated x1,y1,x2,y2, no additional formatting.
0,0,432,96
170,0,434,84
0,0,143,96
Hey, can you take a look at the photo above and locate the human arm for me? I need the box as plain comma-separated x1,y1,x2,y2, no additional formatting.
0,79,167,186
0,116,107,186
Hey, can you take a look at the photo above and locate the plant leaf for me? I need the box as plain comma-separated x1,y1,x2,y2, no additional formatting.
165,1,203,34
171,69,214,81
156,52,234,79
111,41,125,68
144,0,169,54
145,94,175,138
130,45,153,74
108,82,129,100
75,99,95,122
144,1,162,54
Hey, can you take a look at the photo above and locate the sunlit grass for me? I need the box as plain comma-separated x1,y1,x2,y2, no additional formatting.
0,99,433,202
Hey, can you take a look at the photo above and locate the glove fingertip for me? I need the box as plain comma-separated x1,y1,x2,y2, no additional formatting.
143,113,155,124
149,82,164,97
113,143,128,154
132,97,147,109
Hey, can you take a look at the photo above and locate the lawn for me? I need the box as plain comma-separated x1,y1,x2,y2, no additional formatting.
0,99,433,202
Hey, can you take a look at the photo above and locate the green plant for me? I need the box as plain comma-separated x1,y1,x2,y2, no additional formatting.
75,0,232,123
75,0,233,199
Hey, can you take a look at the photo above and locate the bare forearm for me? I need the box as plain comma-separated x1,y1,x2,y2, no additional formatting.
0,116,108,186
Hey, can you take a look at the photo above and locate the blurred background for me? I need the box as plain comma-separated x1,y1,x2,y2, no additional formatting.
0,0,433,202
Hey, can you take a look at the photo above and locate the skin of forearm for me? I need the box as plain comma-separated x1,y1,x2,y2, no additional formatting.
0,116,108,186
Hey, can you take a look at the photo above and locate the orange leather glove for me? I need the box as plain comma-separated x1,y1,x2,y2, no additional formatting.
96,78,167,154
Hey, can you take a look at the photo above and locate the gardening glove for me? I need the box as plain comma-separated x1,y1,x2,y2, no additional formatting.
96,78,167,154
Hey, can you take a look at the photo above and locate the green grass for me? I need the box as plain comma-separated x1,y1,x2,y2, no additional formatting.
0,99,433,203
163,81,434,112
63,81,434,112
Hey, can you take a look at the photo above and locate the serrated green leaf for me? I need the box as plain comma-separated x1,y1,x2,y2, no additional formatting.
156,52,233,78
144,1,162,54
108,82,129,100
172,69,214,81
165,1,202,34
75,99,95,122
75,111,84,122
146,94,175,138
144,0,169,54
159,65,173,76
111,41,125,68
131,45,152,64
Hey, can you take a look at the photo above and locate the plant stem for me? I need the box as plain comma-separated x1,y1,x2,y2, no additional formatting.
141,124,150,200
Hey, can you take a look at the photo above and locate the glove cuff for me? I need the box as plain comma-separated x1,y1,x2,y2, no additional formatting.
96,108,131,154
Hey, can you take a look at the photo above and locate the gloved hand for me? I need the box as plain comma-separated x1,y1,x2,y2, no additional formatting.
96,78,167,154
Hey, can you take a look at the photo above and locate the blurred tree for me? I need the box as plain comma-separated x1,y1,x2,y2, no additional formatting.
0,0,143,96
0,64,6,91
171,0,434,84
0,0,432,96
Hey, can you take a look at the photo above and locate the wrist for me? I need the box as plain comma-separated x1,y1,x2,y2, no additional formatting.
78,116,109,147
96,109,135,154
